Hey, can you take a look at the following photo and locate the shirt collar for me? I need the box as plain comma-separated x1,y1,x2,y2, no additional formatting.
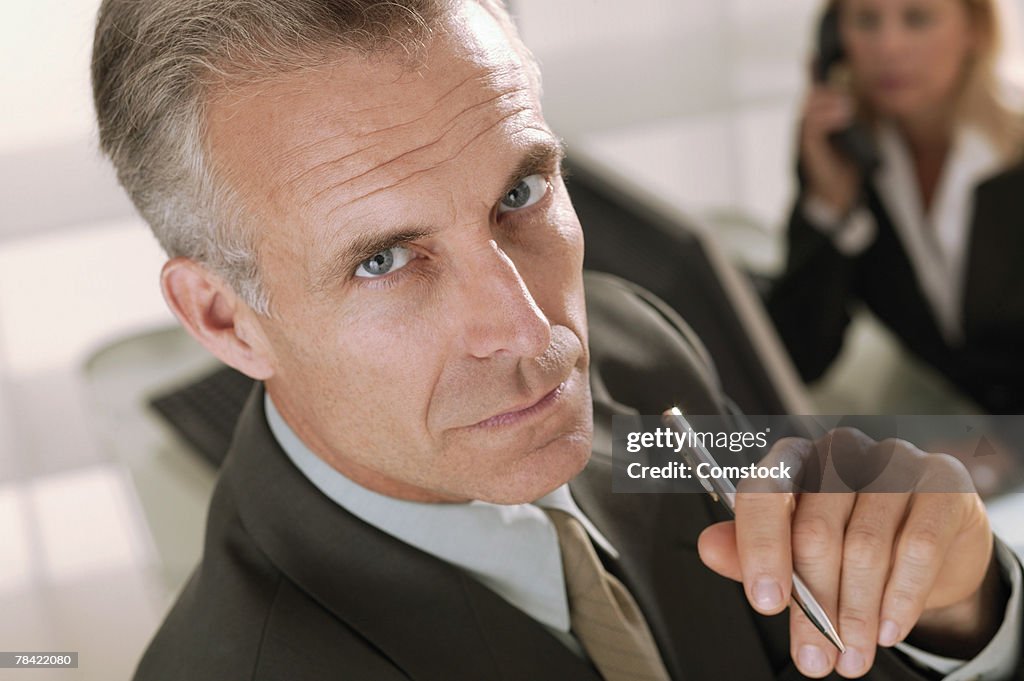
264,392,617,633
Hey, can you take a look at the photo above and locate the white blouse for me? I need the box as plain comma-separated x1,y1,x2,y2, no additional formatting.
802,123,1005,346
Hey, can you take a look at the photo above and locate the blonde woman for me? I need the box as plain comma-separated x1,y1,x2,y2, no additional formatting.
768,0,1024,413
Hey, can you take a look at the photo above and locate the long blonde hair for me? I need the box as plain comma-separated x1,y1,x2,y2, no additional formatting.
834,0,1024,162
958,0,1024,160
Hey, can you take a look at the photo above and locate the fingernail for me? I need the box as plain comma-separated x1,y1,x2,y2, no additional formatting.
879,619,901,646
837,648,865,676
798,645,829,675
752,578,782,610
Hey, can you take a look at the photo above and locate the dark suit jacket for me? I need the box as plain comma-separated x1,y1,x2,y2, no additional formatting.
134,272,995,680
768,160,1024,413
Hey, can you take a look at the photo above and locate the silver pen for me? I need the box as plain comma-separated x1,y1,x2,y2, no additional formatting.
662,408,846,653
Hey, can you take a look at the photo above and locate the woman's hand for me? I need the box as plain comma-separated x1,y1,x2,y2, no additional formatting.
800,85,863,215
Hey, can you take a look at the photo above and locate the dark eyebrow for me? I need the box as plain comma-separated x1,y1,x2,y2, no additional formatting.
501,139,566,195
310,227,435,294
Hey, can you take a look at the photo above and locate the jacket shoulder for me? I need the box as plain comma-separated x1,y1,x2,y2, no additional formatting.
133,485,405,681
132,481,281,680
976,155,1024,196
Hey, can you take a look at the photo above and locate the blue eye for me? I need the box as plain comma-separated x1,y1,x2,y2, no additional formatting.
497,174,549,214
354,245,415,278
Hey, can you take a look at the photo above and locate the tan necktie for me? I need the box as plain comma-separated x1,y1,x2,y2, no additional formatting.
545,509,672,681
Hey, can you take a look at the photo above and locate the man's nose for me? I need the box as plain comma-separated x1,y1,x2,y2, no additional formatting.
457,240,552,361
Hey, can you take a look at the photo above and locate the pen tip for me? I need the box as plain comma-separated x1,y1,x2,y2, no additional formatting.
829,631,846,654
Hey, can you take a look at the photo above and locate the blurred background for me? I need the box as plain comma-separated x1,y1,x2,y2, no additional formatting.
2,0,1024,678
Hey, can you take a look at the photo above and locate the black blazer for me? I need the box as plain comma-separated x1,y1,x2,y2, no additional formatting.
133,273,991,680
768,161,1024,413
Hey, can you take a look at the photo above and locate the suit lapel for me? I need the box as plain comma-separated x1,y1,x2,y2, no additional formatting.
222,386,601,681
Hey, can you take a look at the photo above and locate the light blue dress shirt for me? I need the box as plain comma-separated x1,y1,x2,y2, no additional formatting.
265,394,1020,679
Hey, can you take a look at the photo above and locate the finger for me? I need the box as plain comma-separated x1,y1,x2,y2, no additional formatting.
805,85,852,109
788,492,854,677
804,97,852,123
806,94,853,116
735,491,795,615
805,94,853,124
733,436,825,614
697,521,742,581
804,106,855,139
878,494,962,646
791,603,837,678
834,492,911,678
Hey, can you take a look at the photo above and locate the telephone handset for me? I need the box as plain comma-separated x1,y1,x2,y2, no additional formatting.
814,5,881,175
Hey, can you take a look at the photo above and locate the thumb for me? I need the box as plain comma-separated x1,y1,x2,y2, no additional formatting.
697,521,744,582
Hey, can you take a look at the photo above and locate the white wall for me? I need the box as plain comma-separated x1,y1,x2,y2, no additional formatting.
0,0,135,239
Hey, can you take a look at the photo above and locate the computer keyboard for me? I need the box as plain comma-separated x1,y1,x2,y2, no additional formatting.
149,365,256,469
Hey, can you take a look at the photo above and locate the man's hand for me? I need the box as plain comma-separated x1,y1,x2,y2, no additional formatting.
697,428,1002,678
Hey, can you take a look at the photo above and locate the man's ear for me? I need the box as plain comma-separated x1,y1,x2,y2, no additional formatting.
160,257,275,380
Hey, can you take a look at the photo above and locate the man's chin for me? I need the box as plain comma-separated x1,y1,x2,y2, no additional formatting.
472,431,593,505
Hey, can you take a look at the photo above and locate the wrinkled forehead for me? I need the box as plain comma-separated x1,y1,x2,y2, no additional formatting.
205,1,542,226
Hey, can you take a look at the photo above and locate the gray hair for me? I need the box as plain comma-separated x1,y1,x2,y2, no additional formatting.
92,0,531,315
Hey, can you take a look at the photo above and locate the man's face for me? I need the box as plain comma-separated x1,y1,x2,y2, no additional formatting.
206,2,592,504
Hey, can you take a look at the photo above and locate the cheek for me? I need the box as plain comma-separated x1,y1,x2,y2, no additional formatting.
926,32,973,91
511,196,583,282
552,206,587,323
536,188,585,271
278,296,449,444
332,300,444,401
512,198,588,340
910,10,974,79
843,30,880,74
554,201,586,267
